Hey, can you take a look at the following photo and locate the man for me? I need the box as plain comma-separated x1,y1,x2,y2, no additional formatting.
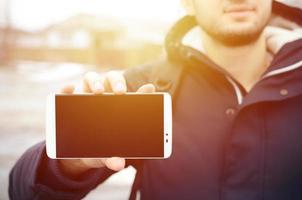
9,0,302,199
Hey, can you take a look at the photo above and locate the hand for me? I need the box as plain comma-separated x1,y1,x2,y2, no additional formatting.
58,70,156,176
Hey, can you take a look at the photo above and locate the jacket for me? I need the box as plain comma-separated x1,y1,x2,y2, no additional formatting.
9,1,302,200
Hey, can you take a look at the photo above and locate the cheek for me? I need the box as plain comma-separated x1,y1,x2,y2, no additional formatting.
258,3,272,23
195,10,218,29
258,1,272,18
193,0,220,16
193,1,221,22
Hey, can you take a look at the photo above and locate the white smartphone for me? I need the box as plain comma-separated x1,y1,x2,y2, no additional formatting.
46,92,172,159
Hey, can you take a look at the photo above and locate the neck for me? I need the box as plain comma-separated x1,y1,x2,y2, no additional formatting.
202,31,271,92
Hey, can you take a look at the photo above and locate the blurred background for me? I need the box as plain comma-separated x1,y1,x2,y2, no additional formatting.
0,0,299,199
0,0,184,199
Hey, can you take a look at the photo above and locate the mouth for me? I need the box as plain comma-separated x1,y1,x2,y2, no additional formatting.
223,4,256,14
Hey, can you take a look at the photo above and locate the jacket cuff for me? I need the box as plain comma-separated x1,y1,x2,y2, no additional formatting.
35,143,113,199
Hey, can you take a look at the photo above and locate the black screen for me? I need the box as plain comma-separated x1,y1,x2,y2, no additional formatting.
55,94,164,157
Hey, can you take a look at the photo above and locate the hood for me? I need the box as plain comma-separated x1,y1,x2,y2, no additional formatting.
273,0,302,27
166,0,302,59
164,1,302,105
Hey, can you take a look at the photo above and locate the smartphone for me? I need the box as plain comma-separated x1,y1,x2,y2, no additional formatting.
46,92,172,159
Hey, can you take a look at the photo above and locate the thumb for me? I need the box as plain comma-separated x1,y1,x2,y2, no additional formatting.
104,157,126,171
136,83,156,93
60,84,75,94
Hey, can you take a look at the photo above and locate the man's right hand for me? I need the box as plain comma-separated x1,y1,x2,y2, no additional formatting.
58,71,156,176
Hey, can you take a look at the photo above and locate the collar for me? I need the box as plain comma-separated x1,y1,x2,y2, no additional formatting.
181,19,302,57
165,14,302,104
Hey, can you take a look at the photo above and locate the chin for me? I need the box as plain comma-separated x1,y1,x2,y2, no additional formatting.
222,20,263,36
219,32,261,46
226,25,259,35
224,19,262,32
200,17,267,46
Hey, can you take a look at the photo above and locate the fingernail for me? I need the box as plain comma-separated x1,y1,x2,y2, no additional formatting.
94,82,104,92
115,82,126,93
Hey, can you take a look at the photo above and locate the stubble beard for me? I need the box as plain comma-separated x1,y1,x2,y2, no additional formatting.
199,18,270,46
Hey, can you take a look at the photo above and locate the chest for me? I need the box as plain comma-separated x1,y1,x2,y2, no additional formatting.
139,70,302,199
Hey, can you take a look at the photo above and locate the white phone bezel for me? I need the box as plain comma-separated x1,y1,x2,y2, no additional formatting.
46,93,56,159
46,92,172,159
163,92,172,158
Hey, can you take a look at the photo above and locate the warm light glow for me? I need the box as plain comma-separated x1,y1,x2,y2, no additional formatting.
10,0,184,31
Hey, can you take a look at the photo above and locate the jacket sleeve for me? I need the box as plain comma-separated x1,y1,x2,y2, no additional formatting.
8,63,164,200
9,141,115,200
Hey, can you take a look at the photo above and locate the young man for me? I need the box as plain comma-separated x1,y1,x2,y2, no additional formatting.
9,0,302,199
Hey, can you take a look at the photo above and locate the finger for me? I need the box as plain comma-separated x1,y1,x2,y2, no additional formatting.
83,79,92,93
73,81,83,94
104,157,125,171
136,83,156,93
60,84,75,94
106,71,127,94
83,72,105,94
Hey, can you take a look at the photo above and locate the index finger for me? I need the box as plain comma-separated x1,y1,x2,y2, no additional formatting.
83,72,105,94
105,71,127,94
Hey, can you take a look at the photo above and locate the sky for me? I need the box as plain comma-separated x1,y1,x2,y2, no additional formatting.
9,0,184,31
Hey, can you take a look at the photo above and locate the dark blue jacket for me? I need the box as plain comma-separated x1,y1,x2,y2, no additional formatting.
9,2,302,200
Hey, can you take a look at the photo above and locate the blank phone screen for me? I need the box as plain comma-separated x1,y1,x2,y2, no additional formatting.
55,94,164,157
